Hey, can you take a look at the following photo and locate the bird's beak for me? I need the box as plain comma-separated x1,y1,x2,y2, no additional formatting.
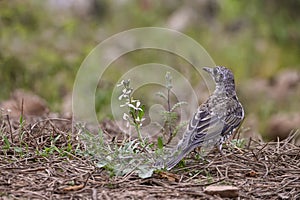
202,67,213,74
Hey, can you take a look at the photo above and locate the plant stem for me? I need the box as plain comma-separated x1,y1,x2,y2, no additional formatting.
135,124,144,146
166,87,173,144
128,96,145,146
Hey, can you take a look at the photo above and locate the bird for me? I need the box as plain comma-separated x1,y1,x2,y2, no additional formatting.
165,66,244,170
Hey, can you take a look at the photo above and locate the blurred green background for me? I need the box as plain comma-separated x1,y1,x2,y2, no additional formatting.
1,0,299,140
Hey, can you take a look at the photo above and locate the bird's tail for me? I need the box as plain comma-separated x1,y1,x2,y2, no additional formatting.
166,145,195,170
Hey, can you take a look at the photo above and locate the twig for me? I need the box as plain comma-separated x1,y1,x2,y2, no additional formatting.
6,114,13,143
21,98,24,120
247,137,252,149
183,170,202,182
91,188,98,200
83,171,93,187
262,161,269,178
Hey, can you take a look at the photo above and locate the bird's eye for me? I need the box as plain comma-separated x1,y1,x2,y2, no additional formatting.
213,68,218,75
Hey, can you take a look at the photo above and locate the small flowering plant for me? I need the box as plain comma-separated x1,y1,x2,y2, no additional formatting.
117,79,145,145
156,72,187,145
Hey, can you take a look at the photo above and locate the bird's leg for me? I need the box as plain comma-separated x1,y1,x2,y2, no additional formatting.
217,143,224,156
193,146,202,154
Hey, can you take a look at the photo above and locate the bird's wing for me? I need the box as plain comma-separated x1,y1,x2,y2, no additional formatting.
183,108,224,149
179,102,243,151
166,100,243,170
165,107,222,170
220,109,244,135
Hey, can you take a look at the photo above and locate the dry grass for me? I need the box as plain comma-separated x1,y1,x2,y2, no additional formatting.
0,115,299,199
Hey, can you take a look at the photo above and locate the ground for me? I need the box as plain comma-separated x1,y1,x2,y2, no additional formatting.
0,116,299,199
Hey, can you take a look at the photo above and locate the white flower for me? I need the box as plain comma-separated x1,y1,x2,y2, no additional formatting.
136,101,141,108
116,80,125,87
118,94,124,100
128,102,142,111
123,113,129,120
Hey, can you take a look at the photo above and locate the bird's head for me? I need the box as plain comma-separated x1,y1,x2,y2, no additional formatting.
203,66,234,84
203,66,236,94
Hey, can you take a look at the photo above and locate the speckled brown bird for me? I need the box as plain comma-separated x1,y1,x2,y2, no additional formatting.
165,66,244,170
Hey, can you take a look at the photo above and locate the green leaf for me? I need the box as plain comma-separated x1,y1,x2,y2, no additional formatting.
14,147,23,153
138,166,154,179
156,92,167,100
98,129,104,146
19,114,24,124
171,101,187,112
3,136,11,150
52,145,61,154
231,139,246,148
53,134,61,143
96,161,108,168
157,136,164,149
138,105,145,119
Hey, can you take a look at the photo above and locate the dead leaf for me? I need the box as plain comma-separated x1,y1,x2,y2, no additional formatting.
62,184,84,191
245,170,258,177
158,171,180,182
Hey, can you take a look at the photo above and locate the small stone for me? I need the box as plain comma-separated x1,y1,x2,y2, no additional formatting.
204,185,239,198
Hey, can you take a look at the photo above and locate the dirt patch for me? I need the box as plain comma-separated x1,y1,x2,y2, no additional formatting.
0,116,299,199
